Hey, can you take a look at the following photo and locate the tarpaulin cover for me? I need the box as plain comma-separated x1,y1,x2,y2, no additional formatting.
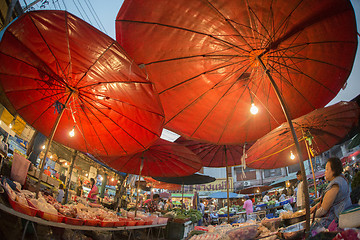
0,10,164,156
116,0,358,144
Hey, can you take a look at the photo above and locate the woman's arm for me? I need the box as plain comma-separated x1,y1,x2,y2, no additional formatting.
314,185,339,217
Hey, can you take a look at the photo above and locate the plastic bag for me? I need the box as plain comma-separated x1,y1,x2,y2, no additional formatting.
11,153,30,185
283,203,293,212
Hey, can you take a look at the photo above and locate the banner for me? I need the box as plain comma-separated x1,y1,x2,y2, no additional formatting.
171,178,233,194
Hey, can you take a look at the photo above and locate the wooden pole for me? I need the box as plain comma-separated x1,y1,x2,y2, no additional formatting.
304,138,318,198
257,56,311,235
63,150,77,204
35,92,73,198
225,146,230,223
135,157,144,217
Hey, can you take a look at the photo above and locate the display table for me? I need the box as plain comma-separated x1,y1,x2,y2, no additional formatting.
0,202,166,239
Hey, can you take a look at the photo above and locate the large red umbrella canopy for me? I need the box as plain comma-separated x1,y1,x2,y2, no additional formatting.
175,136,251,167
98,139,203,177
116,0,358,145
245,101,360,169
0,10,164,156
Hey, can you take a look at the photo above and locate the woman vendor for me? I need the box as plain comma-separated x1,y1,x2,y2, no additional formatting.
310,157,351,227
87,178,99,202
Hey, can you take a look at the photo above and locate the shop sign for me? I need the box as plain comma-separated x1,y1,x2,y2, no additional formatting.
172,178,233,193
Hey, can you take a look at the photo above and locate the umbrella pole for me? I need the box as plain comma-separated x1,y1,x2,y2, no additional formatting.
257,56,311,235
304,139,318,198
181,183,184,210
135,157,144,217
35,92,74,198
225,146,230,223
63,150,77,204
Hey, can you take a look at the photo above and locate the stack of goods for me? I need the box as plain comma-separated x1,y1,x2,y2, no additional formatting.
189,220,279,240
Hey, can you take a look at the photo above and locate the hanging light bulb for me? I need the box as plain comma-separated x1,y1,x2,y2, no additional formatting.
100,176,103,181
85,173,88,177
69,127,75,137
42,145,46,150
290,151,295,160
50,155,53,159
9,123,12,129
137,189,140,193
250,103,259,115
65,162,68,166
111,177,114,182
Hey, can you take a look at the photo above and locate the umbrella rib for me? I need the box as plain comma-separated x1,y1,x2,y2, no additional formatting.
80,88,164,117
76,98,112,156
74,41,116,88
27,93,68,126
28,14,69,84
270,0,350,51
79,92,163,135
0,73,65,90
159,59,247,95
117,19,251,53
204,0,254,50
77,97,137,154
270,58,338,96
64,12,73,84
0,50,67,87
77,80,152,90
14,89,66,113
78,95,147,151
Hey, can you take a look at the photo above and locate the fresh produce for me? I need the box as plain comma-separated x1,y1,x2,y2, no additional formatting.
226,224,258,240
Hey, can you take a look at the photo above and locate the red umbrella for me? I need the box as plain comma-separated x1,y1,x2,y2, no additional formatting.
116,0,357,145
245,101,359,169
117,0,357,231
99,138,202,215
99,138,202,178
175,136,250,222
0,10,164,157
175,136,250,167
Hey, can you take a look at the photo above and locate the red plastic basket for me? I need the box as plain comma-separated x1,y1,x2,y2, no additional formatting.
64,216,84,225
100,220,115,227
84,219,100,226
144,220,153,225
127,220,137,226
136,220,145,226
38,210,64,223
114,219,127,227
8,196,38,216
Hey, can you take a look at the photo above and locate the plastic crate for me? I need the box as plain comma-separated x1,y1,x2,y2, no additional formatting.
8,196,38,216
100,220,115,227
38,210,64,223
136,220,146,226
127,220,137,226
114,220,127,227
64,217,84,225
84,219,100,226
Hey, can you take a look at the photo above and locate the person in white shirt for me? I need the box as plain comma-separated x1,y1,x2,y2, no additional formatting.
296,171,305,210
262,192,270,203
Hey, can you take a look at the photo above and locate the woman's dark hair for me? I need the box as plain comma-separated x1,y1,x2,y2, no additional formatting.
327,157,343,177
90,178,95,186
59,184,64,189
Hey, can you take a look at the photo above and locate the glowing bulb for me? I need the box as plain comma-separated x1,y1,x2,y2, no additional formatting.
257,189,259,193
250,103,258,115
137,189,140,192
352,156,355,160
65,162,68,166
42,145,46,150
111,178,114,181
290,151,295,160
9,124,12,129
86,173,88,177
100,176,103,181
69,128,75,137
